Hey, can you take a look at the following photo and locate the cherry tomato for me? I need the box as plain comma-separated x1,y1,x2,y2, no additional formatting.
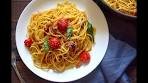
57,18,68,33
80,51,90,63
49,37,61,49
24,38,33,47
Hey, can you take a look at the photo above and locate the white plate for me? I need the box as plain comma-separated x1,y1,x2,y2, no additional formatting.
16,0,109,82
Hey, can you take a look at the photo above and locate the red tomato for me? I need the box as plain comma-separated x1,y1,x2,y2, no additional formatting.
49,37,61,49
57,18,68,33
80,51,90,63
24,38,33,47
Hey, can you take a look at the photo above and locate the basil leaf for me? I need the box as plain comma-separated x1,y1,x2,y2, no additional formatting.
67,27,73,40
87,21,94,43
43,37,50,53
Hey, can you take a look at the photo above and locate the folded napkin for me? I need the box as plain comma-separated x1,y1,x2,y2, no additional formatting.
72,35,136,83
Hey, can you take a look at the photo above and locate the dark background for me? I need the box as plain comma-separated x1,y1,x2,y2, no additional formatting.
11,0,137,83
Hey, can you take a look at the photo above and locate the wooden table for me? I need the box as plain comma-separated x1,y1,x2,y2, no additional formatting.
11,0,136,83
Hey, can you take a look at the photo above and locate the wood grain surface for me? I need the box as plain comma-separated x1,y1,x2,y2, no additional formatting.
11,0,136,83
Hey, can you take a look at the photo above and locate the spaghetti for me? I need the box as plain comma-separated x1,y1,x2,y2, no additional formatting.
24,0,95,72
104,0,137,16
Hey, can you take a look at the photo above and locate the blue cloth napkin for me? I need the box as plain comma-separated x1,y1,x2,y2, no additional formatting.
72,35,136,83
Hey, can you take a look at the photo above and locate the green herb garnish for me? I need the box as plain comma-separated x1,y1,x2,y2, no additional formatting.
87,21,94,43
67,27,73,40
43,37,50,53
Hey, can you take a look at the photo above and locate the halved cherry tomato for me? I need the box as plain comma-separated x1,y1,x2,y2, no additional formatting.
24,38,33,47
79,51,90,63
57,18,68,33
49,37,61,49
